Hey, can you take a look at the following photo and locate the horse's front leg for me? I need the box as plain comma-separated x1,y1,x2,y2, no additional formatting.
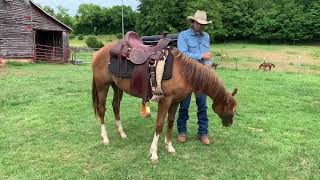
111,84,127,139
150,100,171,162
165,102,179,154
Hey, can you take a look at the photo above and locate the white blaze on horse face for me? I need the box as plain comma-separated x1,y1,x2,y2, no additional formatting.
101,124,110,145
165,136,176,154
115,120,127,139
150,133,160,161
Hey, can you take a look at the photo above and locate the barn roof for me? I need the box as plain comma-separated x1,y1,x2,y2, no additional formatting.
29,0,73,31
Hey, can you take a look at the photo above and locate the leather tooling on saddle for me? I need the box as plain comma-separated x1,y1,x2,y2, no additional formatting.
108,31,173,101
109,51,173,79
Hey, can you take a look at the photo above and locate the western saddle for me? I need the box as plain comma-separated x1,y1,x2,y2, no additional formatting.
110,31,172,101
111,31,171,64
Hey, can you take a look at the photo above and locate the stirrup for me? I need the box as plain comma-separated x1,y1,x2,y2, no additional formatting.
150,94,164,102
150,86,164,102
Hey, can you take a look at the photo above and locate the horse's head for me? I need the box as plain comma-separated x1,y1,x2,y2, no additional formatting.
212,88,238,127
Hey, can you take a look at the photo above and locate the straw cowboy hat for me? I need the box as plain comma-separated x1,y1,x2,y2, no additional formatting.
187,10,212,25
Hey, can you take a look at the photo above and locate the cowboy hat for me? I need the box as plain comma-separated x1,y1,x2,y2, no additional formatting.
187,10,212,25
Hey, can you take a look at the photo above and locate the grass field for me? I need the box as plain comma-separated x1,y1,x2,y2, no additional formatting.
1,57,320,179
70,34,320,74
69,35,118,47
212,43,320,74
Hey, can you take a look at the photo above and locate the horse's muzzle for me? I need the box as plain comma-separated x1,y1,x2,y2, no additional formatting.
219,115,234,127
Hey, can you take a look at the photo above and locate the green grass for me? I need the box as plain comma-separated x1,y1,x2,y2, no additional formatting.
1,61,319,179
69,35,118,47
213,42,319,52
311,49,320,58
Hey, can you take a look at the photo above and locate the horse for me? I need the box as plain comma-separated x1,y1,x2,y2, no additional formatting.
259,62,275,71
92,42,238,162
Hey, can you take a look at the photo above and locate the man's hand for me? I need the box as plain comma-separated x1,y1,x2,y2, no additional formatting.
202,52,212,60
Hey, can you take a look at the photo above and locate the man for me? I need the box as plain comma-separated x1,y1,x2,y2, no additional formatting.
177,10,213,145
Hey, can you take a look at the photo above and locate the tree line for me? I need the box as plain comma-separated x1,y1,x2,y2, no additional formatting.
42,0,320,42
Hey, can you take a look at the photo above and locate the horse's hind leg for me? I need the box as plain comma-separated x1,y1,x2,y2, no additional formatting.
140,100,151,118
111,83,127,139
165,102,179,154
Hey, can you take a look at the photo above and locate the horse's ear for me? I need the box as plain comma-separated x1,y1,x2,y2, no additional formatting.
231,88,238,96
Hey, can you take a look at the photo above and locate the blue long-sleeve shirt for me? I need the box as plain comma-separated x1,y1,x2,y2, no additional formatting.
177,28,213,65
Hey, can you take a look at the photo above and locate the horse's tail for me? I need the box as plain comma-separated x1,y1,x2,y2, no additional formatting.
259,64,263,70
92,77,99,117
271,63,275,68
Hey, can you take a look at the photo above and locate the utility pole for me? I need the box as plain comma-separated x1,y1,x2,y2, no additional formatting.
121,0,124,38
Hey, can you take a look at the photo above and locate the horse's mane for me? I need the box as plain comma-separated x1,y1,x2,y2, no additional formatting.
171,48,227,100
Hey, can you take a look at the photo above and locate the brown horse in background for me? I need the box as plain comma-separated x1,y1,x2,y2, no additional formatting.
259,62,275,71
92,43,238,162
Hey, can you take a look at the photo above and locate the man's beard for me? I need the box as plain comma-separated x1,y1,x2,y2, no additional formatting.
192,25,204,35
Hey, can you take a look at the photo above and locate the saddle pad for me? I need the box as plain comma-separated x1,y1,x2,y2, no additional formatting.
108,51,174,80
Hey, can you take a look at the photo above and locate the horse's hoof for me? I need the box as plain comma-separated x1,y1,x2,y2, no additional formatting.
150,157,159,164
166,147,176,154
120,134,128,139
167,150,176,155
102,139,110,145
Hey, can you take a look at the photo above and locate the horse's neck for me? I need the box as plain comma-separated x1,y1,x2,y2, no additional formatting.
174,50,227,103
188,69,227,104
206,82,227,104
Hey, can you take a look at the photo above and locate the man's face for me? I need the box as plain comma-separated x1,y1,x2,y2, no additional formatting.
192,21,206,34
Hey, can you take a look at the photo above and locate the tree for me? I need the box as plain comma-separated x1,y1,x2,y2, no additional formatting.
136,0,188,35
42,5,55,16
104,6,138,34
186,0,222,41
218,0,255,41
74,4,105,34
305,1,320,40
55,6,75,29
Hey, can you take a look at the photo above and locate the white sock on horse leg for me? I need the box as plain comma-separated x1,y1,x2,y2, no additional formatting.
165,136,176,153
115,120,127,139
101,124,110,145
150,132,160,161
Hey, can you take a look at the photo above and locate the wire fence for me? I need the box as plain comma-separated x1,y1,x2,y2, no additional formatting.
70,47,100,65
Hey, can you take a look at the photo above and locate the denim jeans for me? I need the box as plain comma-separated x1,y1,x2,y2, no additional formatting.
177,93,208,136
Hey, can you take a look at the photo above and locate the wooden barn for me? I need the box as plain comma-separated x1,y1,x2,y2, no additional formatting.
0,0,72,63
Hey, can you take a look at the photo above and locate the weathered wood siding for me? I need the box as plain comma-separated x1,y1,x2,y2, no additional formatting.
0,0,71,60
31,3,69,32
0,0,33,58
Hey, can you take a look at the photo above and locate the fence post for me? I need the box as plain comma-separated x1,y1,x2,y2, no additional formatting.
298,56,302,68
234,57,238,71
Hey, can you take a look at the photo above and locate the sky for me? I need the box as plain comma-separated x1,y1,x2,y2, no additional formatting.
32,0,139,16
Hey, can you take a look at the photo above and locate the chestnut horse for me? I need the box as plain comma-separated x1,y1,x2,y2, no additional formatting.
259,62,275,71
92,43,238,162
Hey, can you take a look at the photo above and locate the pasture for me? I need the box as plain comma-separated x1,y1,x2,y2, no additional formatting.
1,44,320,179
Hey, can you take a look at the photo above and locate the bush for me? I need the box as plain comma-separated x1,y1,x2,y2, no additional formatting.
85,36,104,48
78,35,84,40
116,33,123,39
69,34,75,39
